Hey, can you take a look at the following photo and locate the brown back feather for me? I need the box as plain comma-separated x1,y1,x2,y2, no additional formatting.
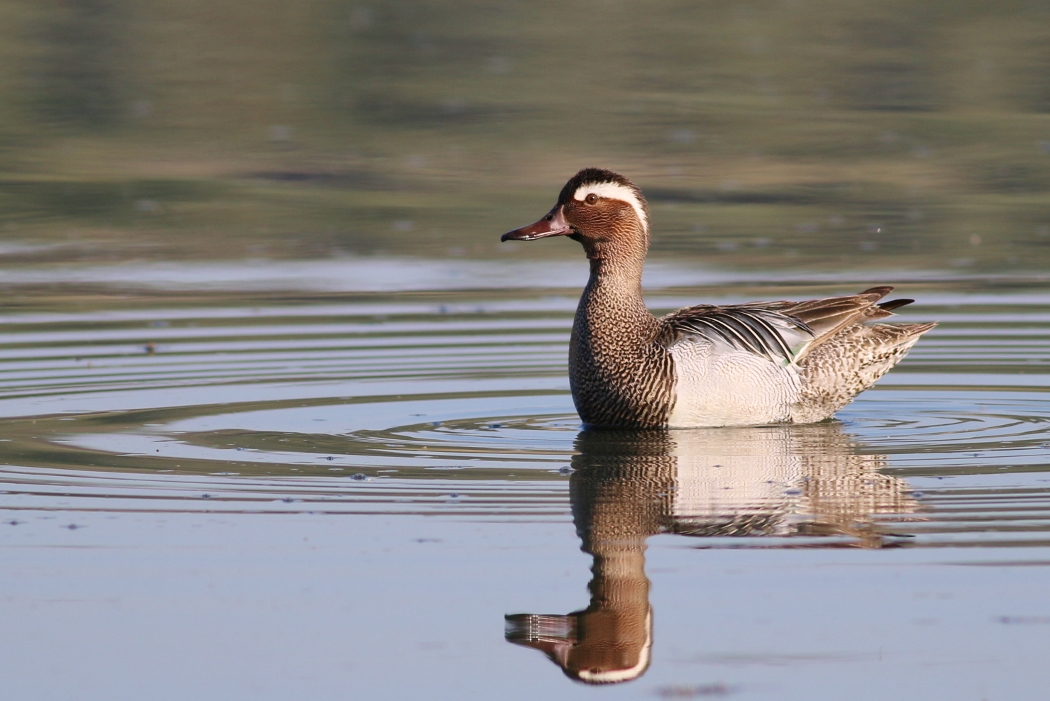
860,286,895,298
785,294,884,345
783,286,921,360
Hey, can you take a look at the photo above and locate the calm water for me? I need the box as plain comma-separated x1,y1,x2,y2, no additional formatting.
2,1,1049,271
2,1,1049,697
2,263,1050,699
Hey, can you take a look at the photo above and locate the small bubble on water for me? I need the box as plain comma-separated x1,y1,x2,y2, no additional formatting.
669,128,695,144
269,125,293,141
350,473,367,481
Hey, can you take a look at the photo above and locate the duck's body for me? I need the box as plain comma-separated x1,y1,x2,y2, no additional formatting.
503,168,935,429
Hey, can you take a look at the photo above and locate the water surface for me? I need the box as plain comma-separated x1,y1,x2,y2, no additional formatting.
2,267,1050,699
3,2,1050,697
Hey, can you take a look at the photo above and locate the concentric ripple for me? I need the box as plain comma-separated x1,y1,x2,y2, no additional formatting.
3,286,1050,546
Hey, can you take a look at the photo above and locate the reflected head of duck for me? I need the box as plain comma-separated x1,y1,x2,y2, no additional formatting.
507,429,661,685
505,607,652,684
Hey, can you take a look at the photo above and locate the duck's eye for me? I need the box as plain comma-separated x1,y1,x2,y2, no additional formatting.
584,193,599,205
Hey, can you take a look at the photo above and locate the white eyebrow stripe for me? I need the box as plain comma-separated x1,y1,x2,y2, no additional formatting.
572,182,649,233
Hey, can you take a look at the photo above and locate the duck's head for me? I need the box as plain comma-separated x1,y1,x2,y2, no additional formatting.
502,168,650,260
505,608,652,685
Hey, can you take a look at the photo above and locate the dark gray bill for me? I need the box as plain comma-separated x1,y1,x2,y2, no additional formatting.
501,206,573,241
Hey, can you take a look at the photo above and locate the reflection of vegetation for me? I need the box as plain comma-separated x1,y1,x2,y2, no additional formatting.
836,14,939,112
31,0,128,128
0,178,216,219
0,1,1047,269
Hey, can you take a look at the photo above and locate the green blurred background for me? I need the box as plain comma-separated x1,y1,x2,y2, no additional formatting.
0,0,1048,271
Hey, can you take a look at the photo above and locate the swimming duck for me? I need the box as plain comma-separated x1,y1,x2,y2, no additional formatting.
501,168,936,428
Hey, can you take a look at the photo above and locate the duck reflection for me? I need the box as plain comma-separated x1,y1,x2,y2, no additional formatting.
505,423,917,684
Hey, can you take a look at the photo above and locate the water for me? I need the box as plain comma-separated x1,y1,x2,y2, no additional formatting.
3,1,1050,272
3,2,1049,696
3,265,1050,699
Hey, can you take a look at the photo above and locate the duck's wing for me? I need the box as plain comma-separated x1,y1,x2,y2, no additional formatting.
780,287,918,358
659,303,815,366
660,287,921,367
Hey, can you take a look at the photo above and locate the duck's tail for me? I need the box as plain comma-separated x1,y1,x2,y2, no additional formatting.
791,287,936,422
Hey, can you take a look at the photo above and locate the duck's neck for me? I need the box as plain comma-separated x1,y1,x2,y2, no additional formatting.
578,256,655,333
570,253,673,428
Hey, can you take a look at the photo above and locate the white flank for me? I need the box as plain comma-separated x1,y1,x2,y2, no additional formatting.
666,336,802,427
573,182,649,233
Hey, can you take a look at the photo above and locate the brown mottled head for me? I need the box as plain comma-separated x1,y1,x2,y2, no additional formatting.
502,168,650,261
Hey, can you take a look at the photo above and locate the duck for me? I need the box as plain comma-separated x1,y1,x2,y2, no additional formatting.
501,168,936,429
